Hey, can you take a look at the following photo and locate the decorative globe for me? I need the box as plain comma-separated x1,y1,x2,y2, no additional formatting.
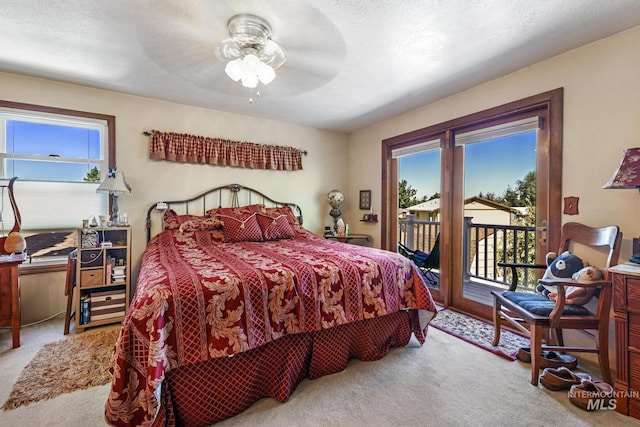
327,190,344,208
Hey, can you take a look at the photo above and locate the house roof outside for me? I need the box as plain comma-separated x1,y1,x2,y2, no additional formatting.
406,196,523,217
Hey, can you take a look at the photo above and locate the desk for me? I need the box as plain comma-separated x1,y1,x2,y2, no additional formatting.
324,234,370,244
0,252,26,348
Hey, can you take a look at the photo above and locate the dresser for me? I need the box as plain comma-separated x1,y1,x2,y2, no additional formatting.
610,263,640,419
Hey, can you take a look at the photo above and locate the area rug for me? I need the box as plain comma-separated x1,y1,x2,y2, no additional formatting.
2,328,118,410
430,308,529,360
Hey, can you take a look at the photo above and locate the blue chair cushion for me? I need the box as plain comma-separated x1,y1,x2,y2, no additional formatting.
501,291,591,316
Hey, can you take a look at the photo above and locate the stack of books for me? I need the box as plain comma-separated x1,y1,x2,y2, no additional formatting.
80,295,91,324
111,265,126,283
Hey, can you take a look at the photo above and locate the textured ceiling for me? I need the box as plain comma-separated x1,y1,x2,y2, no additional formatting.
1,0,640,133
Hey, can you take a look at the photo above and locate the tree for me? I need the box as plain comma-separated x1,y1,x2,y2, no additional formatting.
398,179,416,208
478,171,536,210
398,179,422,209
496,171,537,286
83,166,101,182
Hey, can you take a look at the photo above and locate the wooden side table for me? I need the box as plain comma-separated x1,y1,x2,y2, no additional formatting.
324,234,370,244
0,252,26,348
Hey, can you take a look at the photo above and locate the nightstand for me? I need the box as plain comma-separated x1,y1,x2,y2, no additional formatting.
325,234,369,244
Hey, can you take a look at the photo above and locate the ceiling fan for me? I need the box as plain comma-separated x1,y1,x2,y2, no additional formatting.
214,14,287,92
136,2,346,99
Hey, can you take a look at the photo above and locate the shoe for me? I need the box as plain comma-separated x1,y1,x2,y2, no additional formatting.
568,380,614,411
541,351,578,370
516,347,578,369
517,347,532,363
539,366,591,391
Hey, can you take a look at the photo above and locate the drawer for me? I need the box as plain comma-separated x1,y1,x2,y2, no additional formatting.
630,352,640,390
630,313,640,350
80,250,102,268
90,289,126,321
80,269,103,287
630,278,640,311
630,399,640,420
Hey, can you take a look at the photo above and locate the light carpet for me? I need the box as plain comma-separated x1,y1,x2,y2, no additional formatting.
430,308,529,360
2,317,640,426
2,328,118,410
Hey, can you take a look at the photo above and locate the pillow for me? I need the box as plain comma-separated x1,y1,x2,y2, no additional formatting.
178,217,224,232
207,204,265,218
256,213,296,240
163,209,211,230
219,213,264,242
264,205,299,225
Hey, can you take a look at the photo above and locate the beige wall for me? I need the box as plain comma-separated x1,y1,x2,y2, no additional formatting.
8,24,640,336
347,25,640,264
347,24,640,369
0,72,348,324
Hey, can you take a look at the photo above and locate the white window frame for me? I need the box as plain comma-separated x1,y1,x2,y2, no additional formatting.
0,100,115,271
0,109,108,178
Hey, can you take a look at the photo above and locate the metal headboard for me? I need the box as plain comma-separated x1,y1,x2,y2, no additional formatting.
145,183,303,242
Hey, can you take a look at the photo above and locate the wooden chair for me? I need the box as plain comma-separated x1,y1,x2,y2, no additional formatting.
64,249,78,335
491,222,622,386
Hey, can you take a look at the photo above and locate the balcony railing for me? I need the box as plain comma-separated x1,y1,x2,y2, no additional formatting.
398,214,538,291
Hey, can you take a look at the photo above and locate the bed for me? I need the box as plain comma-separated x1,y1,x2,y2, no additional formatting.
105,184,437,427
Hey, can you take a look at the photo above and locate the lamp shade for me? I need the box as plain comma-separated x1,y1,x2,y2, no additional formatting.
97,170,132,194
327,190,344,208
603,147,640,189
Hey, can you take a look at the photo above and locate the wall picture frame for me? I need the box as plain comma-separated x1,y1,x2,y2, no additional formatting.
359,190,371,210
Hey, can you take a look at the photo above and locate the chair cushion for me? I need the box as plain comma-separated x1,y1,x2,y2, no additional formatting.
501,291,591,316
412,250,429,266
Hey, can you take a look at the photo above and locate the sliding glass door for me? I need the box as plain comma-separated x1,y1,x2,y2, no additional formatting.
450,117,543,317
394,140,442,300
382,89,563,319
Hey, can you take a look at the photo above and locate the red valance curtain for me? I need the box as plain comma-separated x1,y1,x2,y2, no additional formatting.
148,130,304,171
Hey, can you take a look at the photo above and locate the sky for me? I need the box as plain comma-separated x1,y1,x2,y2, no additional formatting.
399,131,536,200
5,120,101,181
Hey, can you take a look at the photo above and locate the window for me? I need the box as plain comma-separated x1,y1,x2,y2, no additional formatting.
0,100,115,270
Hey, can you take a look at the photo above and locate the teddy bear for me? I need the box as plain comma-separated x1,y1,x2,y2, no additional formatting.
546,265,602,305
536,251,585,297
536,251,600,305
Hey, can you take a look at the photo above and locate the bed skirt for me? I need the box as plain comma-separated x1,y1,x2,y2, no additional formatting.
153,310,424,426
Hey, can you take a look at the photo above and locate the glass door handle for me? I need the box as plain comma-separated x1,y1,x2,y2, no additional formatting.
537,220,547,245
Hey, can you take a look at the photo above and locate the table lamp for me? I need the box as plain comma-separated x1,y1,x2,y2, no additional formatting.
97,168,131,225
603,147,640,262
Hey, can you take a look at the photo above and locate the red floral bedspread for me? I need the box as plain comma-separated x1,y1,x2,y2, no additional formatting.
105,227,436,426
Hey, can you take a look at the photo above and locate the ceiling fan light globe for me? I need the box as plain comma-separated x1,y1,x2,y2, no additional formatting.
242,53,261,72
241,74,258,88
257,62,275,85
225,59,243,81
